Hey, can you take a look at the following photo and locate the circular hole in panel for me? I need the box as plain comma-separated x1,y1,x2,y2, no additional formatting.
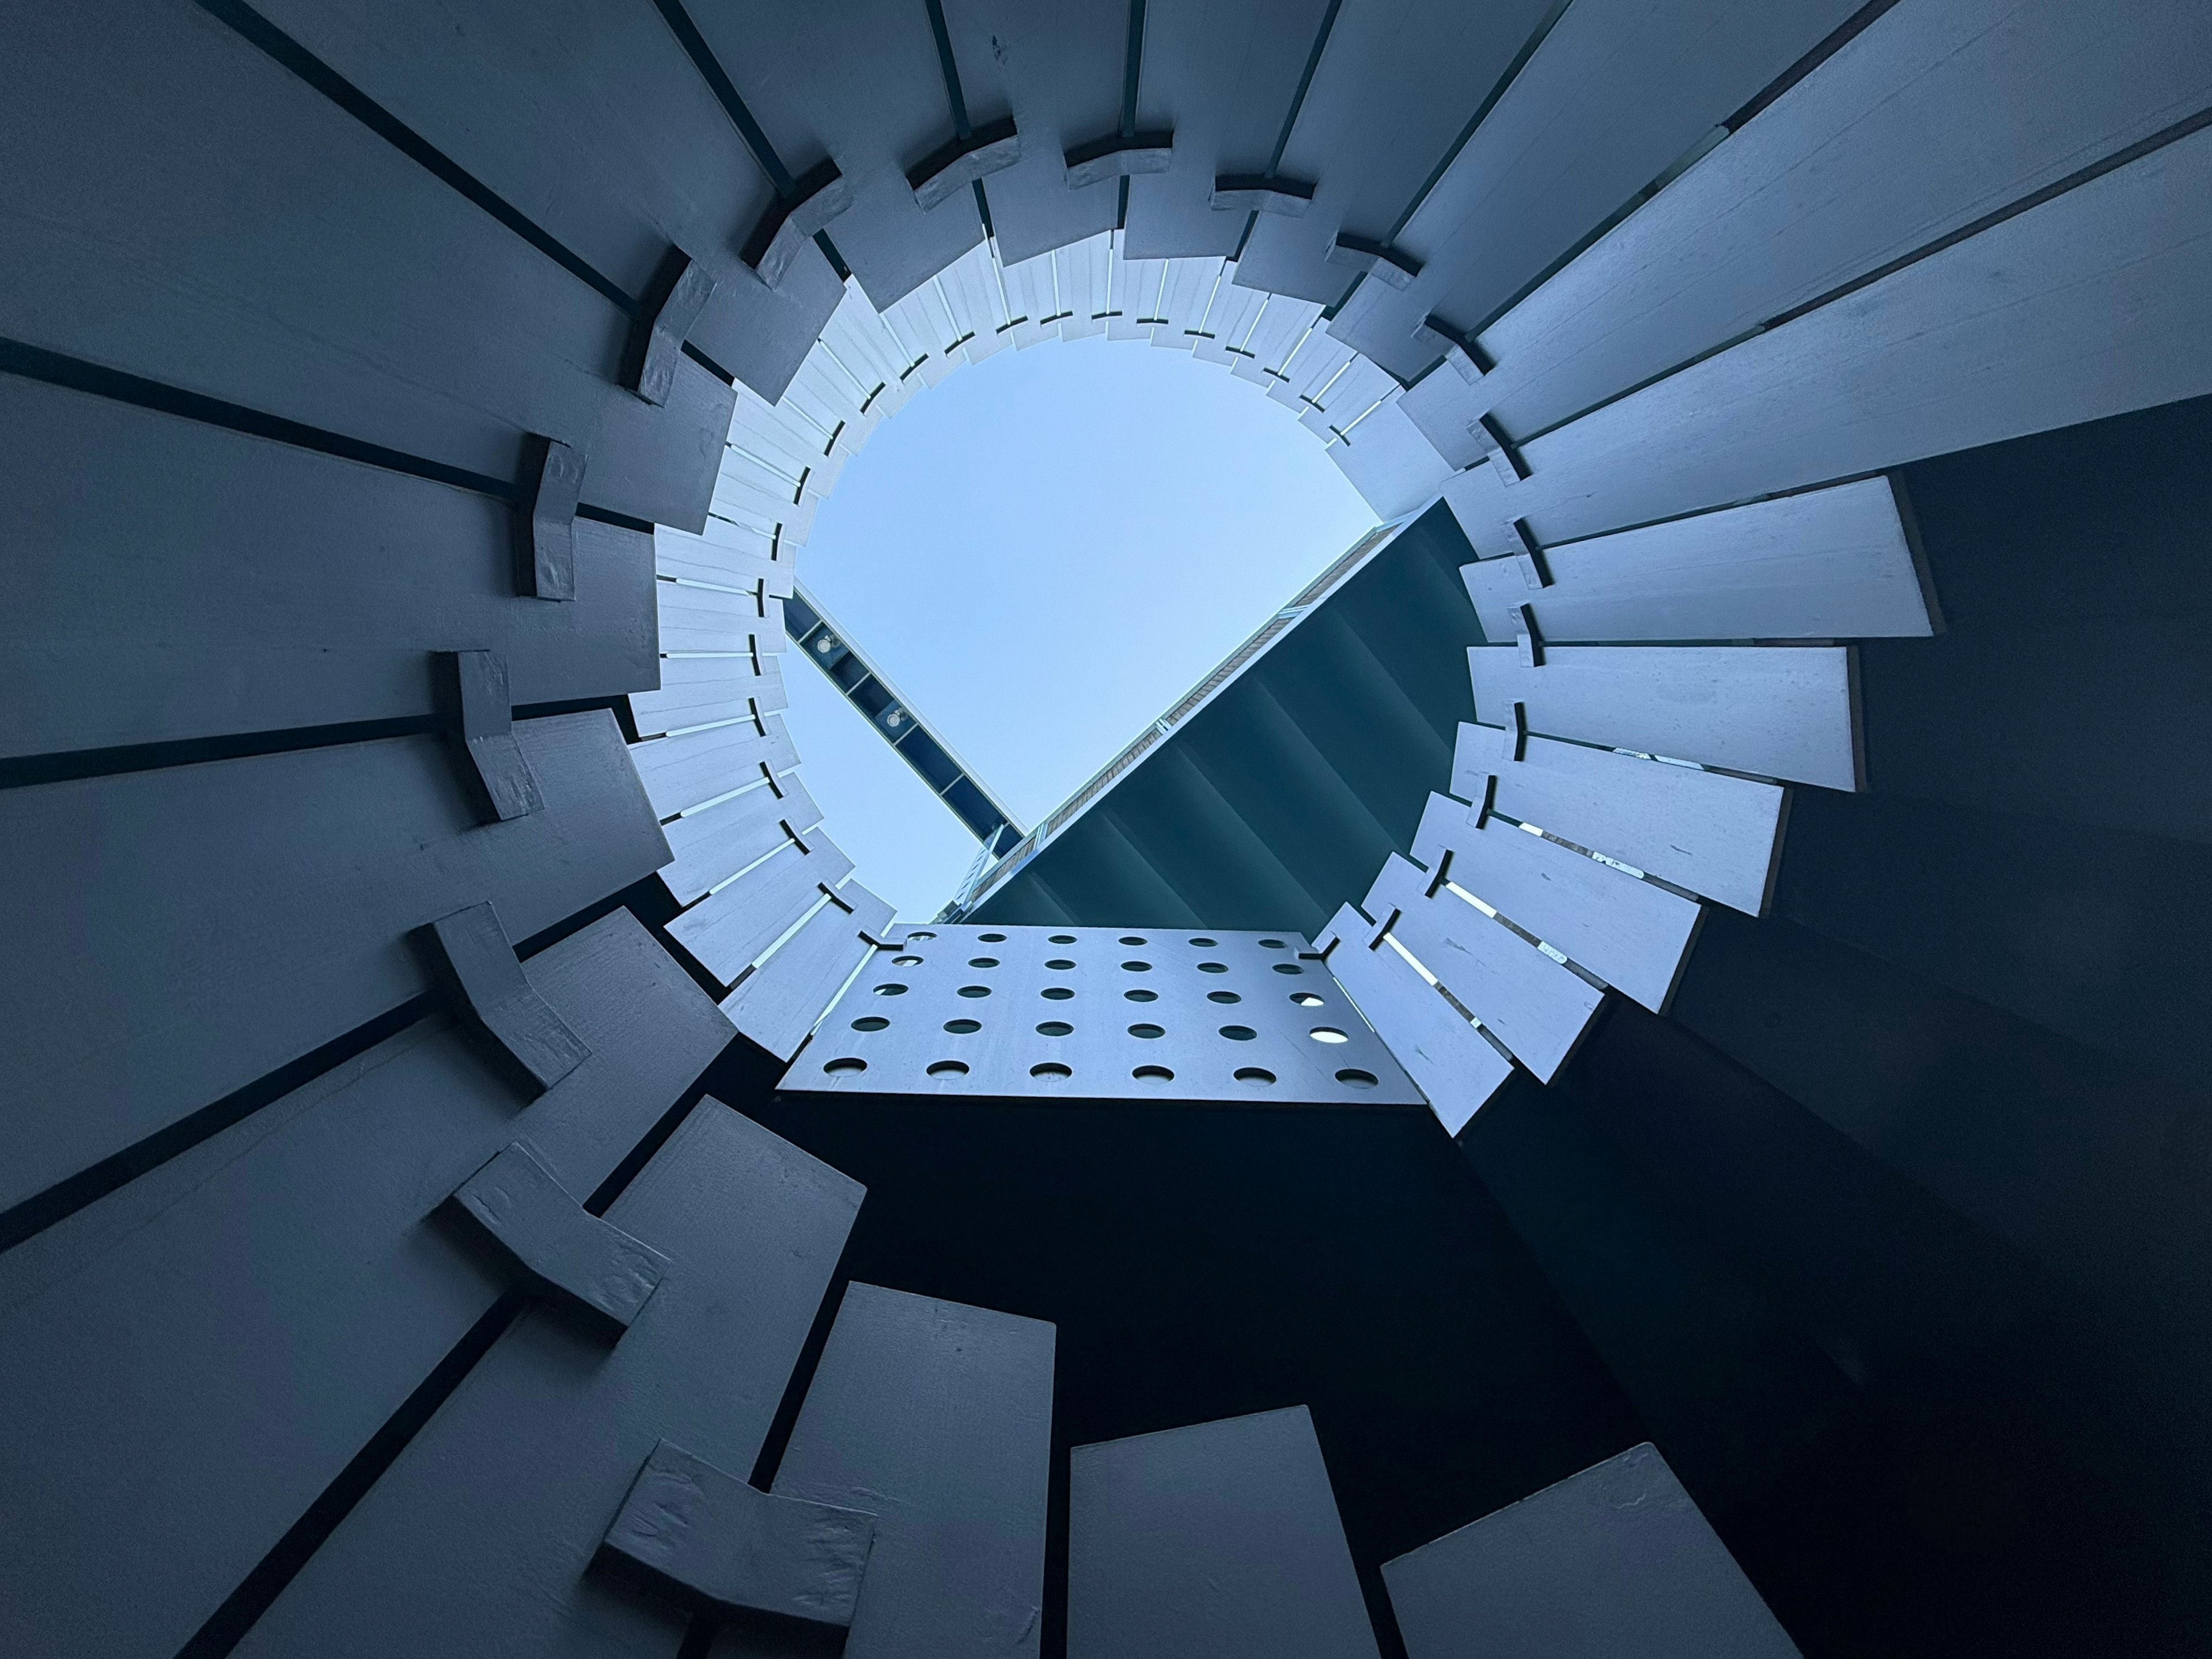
1041,986,1075,1001
1049,934,1077,944
850,1016,890,1032
1132,1065,1175,1083
978,933,1007,942
1272,963,1305,976
1124,988,1158,1003
927,1060,971,1078
1218,1025,1256,1041
1031,1062,1072,1079
968,956,1000,968
943,1018,982,1034
1207,990,1241,1005
907,930,937,940
823,1056,867,1074
1258,937,1287,949
1196,961,1228,974
892,954,924,967
1309,1027,1350,1044
957,984,991,999
1036,1020,1074,1037
873,983,908,997
1046,958,1076,970
1235,1067,1277,1086
1119,935,1147,946
1122,960,1152,973
1188,936,1218,947
1335,1068,1380,1090
1290,992,1326,1007
1128,1022,1165,1039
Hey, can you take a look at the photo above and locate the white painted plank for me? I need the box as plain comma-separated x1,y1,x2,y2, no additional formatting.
667,834,857,986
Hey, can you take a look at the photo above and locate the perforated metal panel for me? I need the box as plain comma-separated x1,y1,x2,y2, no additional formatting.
784,926,1424,1107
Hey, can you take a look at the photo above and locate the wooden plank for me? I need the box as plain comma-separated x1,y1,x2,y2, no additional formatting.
247,0,843,404
942,0,1122,265
1234,0,1563,306
684,0,983,308
720,883,896,1060
0,911,728,1659
626,716,799,820
1448,123,2212,552
1365,852,1603,1084
721,1283,1054,1657
1469,0,2212,441
1330,0,1861,381
1327,396,1454,518
1122,0,1339,260
0,710,668,1215
1460,479,1933,643
0,376,654,759
0,0,718,525
629,654,788,739
1067,1406,1381,1659
233,1102,863,1659
1317,904,1514,1136
1469,643,1862,790
666,834,857,989
1453,721,1787,916
1410,792,1702,1013
1384,1443,1801,1659
656,580,782,655
662,775,825,905
654,523,794,599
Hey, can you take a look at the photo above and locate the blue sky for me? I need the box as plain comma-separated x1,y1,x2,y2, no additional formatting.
783,332,1377,918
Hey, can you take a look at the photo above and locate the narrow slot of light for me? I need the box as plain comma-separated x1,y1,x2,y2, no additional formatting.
1443,879,1499,919
703,836,793,899
745,889,836,976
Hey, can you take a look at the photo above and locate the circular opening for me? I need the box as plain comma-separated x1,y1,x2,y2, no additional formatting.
1046,957,1076,970
957,984,991,999
978,932,1007,942
823,1056,867,1074
1128,1022,1165,1039
1290,992,1325,1007
1218,1025,1256,1041
1335,1068,1380,1090
1036,1020,1074,1037
1207,990,1241,1005
1041,986,1075,1001
892,954,924,967
1188,936,1218,946
850,1016,890,1032
1258,937,1287,949
1196,961,1228,974
873,983,908,997
943,1018,982,1034
968,956,1000,968
1123,988,1158,1003
927,1060,971,1078
1122,960,1152,973
1309,1027,1350,1044
1132,1065,1175,1083
1031,1062,1072,1079
1272,963,1305,976
1119,935,1147,946
907,930,937,941
1235,1067,1277,1086
1048,934,1077,944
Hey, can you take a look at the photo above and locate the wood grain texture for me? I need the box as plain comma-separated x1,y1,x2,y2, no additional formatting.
0,0,720,526
1068,1406,1381,1659
720,884,895,1060
234,1101,863,1659
0,377,656,759
661,775,824,904
667,835,857,988
1469,643,1862,790
1459,479,1931,643
717,1282,1056,1657
0,910,728,1659
0,710,668,1213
